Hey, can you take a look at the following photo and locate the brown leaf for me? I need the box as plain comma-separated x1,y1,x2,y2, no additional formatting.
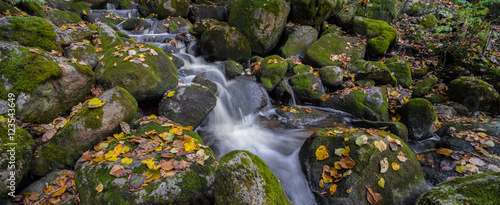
397,151,408,162
440,159,456,171
436,148,453,156
173,160,189,170
42,128,57,142
366,185,382,205
120,121,131,134
339,157,356,169
468,157,486,167
160,159,175,171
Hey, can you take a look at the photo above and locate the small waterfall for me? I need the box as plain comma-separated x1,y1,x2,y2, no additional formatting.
284,77,298,107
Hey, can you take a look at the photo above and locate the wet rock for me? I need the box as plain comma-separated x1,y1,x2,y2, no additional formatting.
401,98,437,141
299,128,427,205
224,60,243,79
350,60,397,86
32,87,138,176
225,76,269,116
189,19,228,38
353,16,397,56
96,43,178,102
0,43,94,124
448,76,500,114
276,106,329,124
157,0,190,19
412,77,437,97
228,0,290,55
199,26,251,62
65,42,98,69
214,150,291,204
281,25,318,58
351,120,409,143
290,0,345,26
256,55,288,92
122,18,151,31
159,17,191,34
321,87,390,122
192,74,218,94
448,102,469,116
45,10,82,27
434,104,457,118
290,72,326,104
319,66,343,93
271,79,294,105
192,5,227,21
159,85,216,128
304,33,366,68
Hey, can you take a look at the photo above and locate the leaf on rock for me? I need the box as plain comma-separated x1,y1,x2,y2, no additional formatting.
95,183,103,193
392,162,400,171
397,151,407,162
374,141,387,152
122,158,133,165
88,98,105,108
316,145,329,161
342,146,350,157
127,174,146,190
144,169,161,183
42,128,57,142
120,122,131,134
440,159,456,171
468,157,486,167
161,159,175,171
109,164,132,178
436,148,453,156
378,178,385,188
380,157,389,173
319,179,325,188
339,157,356,169
329,184,337,195
335,148,343,156
366,185,382,205
356,135,368,146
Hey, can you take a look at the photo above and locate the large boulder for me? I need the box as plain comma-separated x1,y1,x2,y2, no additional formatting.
299,128,427,204
228,0,290,55
199,26,251,63
0,43,94,124
0,16,61,52
157,0,190,19
412,77,437,97
188,19,229,38
0,122,34,200
281,25,318,58
416,172,500,205
159,85,217,128
353,17,397,56
351,120,409,143
224,60,244,79
16,0,45,17
122,18,151,31
44,9,82,27
96,43,178,102
276,106,330,124
304,33,366,68
75,121,218,204
401,98,437,141
290,0,345,25
94,23,124,53
224,76,269,116
65,42,99,69
290,72,326,104
31,87,138,177
159,17,192,34
350,60,397,86
17,170,79,204
256,55,288,93
448,76,500,114
386,57,412,88
319,66,343,92
355,0,405,22
321,87,390,121
214,150,291,204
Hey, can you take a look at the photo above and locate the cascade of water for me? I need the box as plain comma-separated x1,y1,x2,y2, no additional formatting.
284,77,298,107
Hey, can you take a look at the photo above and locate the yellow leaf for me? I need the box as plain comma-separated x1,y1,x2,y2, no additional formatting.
122,158,133,165
329,184,337,195
374,140,387,152
147,114,158,120
347,189,351,193
392,162,400,171
436,148,453,156
380,157,389,173
88,98,105,108
184,141,199,152
167,91,176,98
144,169,161,183
169,126,183,135
142,158,160,170
378,178,385,188
114,132,125,139
335,148,343,156
316,146,329,161
319,179,324,188
113,144,130,154
356,135,368,146
82,10,87,15
95,183,103,193
342,146,350,156
334,161,342,170
344,137,349,142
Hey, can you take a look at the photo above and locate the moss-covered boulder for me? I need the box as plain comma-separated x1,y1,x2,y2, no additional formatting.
417,172,500,205
75,121,218,204
334,3,357,28
31,87,138,177
350,60,397,86
290,72,326,104
158,85,217,128
304,33,366,68
122,18,151,31
188,19,229,38
228,0,290,55
412,67,428,79
224,60,243,79
271,79,294,105
401,98,436,141
321,87,389,121
157,0,190,19
45,10,82,27
426,93,446,104
276,106,330,124
95,23,124,53
319,66,343,92
412,77,437,97
17,170,79,204
290,0,345,25
0,1,21,15
293,64,312,74
351,120,409,143
215,150,291,204
355,0,405,22
299,128,427,204
419,14,437,30
192,74,218,94
386,58,412,88
96,43,178,102
0,43,94,124
448,77,500,114
0,122,34,200
281,25,318,58
256,55,288,92
0,16,61,52
159,17,192,34
16,0,45,17
64,23,98,42
199,26,251,62
353,16,397,56
65,42,98,69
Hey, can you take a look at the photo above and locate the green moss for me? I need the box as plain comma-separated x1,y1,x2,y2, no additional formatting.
293,64,312,74
0,1,21,15
354,17,397,55
387,61,412,88
45,10,82,27
0,16,58,51
420,14,437,30
304,33,366,68
412,77,437,97
169,21,178,32
0,48,62,99
17,0,45,17
0,122,34,170
257,55,287,92
82,107,104,130
119,0,132,9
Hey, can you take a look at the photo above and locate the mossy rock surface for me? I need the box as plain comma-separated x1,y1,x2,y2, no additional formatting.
448,76,500,114
276,106,330,124
416,172,500,205
0,43,94,124
199,26,251,62
188,19,228,38
386,60,412,88
16,0,45,17
122,18,151,30
96,43,178,102
158,85,217,128
256,55,288,92
215,150,291,205
350,60,397,86
293,64,312,75
304,33,366,68
192,74,218,94
321,87,389,121
224,60,243,79
75,121,218,204
45,10,82,27
0,16,58,52
31,87,138,177
412,67,428,79
95,23,124,53
401,98,436,141
290,0,345,25
228,0,290,55
290,72,326,104
351,120,409,143
412,77,437,97
65,42,98,69
353,16,397,56
64,24,98,42
426,93,446,104
281,25,318,58
0,1,21,15
271,79,294,105
0,122,34,200
419,14,437,30
319,66,343,92
354,0,404,22
157,0,190,19
299,128,426,204
159,17,192,34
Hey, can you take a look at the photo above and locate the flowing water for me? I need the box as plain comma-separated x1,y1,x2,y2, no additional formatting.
100,7,355,204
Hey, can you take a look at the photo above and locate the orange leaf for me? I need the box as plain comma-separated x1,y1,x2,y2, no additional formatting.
436,148,453,156
339,157,356,169
366,185,382,205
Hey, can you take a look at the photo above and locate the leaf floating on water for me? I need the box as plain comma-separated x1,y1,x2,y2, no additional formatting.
167,91,176,98
95,183,103,193
378,177,385,188
397,151,407,162
380,157,389,173
316,145,329,161
366,185,382,205
356,135,368,146
88,98,105,108
392,162,400,171
329,184,337,195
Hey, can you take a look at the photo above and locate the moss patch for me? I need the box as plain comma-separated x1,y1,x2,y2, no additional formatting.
0,16,58,51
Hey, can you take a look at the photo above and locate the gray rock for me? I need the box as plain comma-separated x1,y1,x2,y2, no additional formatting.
350,60,397,86
402,98,437,141
281,25,318,58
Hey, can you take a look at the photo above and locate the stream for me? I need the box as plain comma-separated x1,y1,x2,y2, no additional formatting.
95,7,355,204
